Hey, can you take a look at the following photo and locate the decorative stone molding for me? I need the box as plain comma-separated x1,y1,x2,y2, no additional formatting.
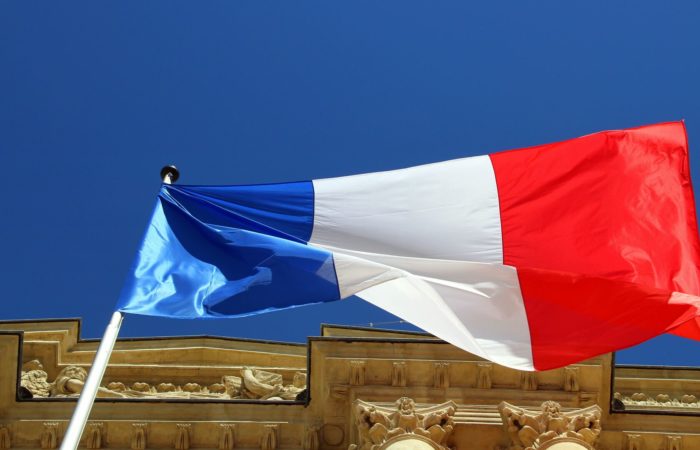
350,361,366,386
433,363,449,389
130,423,147,450
392,363,407,387
261,425,278,450
175,424,191,450
86,422,104,449
304,425,320,450
349,397,456,450
476,363,492,389
520,372,538,391
41,423,59,450
615,392,700,409
667,435,682,450
0,424,10,450
625,433,643,450
498,401,601,450
564,368,580,392
19,360,306,401
219,424,236,450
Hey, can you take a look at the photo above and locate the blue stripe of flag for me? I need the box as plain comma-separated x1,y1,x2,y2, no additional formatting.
116,183,340,318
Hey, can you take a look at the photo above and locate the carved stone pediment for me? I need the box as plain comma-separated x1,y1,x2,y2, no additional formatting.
498,401,601,450
349,397,456,450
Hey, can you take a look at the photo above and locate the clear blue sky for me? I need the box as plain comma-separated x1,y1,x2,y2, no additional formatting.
2,1,700,365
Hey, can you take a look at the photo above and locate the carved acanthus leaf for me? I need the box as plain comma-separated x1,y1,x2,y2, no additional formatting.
498,401,601,450
350,397,456,450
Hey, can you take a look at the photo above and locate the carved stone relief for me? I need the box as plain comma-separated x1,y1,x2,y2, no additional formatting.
349,397,456,450
498,401,601,450
20,360,51,398
19,360,306,401
240,368,303,400
615,392,700,409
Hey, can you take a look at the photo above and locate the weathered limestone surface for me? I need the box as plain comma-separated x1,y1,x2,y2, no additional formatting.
0,320,699,450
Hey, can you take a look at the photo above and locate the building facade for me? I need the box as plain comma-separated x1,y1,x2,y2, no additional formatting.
0,319,698,450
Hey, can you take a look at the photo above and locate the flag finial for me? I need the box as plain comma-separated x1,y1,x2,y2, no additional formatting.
160,165,180,184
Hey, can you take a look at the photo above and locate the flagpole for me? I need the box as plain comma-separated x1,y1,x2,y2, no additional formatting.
60,166,180,450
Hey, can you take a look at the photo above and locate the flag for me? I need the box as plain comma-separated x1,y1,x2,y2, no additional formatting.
117,121,700,371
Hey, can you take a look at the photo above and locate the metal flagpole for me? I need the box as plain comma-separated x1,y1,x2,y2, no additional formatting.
60,165,180,450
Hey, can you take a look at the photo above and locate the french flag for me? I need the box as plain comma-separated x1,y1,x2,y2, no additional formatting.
117,121,700,371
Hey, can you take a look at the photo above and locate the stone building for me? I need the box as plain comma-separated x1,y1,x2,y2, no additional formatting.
0,319,698,450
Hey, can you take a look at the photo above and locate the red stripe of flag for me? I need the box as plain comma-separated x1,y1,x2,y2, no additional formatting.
490,121,700,368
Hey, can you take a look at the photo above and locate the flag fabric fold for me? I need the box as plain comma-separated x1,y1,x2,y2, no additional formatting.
117,121,700,370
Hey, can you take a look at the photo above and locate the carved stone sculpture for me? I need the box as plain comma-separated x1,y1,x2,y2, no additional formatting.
240,367,303,400
615,391,700,410
21,367,51,398
51,366,124,398
107,382,127,392
182,383,201,393
209,383,226,394
223,376,242,397
498,401,601,450
131,382,151,393
349,397,456,450
25,359,306,401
